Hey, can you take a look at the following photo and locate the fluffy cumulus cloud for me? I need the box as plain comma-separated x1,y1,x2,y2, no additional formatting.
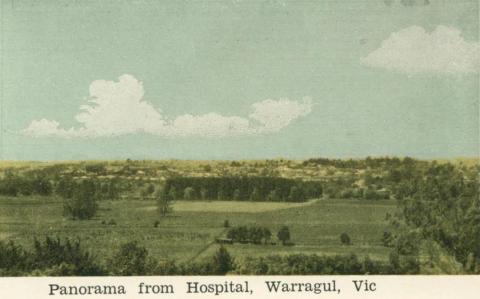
24,75,313,138
250,97,312,133
361,25,480,75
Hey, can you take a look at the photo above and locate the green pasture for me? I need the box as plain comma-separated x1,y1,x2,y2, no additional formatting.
0,196,396,263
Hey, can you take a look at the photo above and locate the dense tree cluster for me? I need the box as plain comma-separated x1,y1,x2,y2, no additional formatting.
368,162,480,274
107,241,157,275
163,177,322,202
0,237,103,276
303,156,423,169
226,226,273,244
84,163,107,175
0,171,53,197
57,177,120,201
391,163,479,273
57,177,121,220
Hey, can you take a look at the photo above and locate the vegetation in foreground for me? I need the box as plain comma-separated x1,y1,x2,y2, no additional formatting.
0,237,420,276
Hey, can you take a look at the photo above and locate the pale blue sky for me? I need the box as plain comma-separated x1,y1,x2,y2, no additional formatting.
1,0,478,160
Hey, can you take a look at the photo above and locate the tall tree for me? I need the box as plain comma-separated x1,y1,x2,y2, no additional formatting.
212,246,233,275
156,187,173,217
63,180,98,220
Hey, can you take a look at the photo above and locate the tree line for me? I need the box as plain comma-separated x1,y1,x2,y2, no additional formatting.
0,170,53,197
225,225,293,245
0,237,419,276
162,176,323,202
302,156,424,169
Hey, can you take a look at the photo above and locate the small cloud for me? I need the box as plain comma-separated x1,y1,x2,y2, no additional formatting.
24,75,313,138
250,97,312,133
23,119,70,137
168,113,251,137
361,25,480,76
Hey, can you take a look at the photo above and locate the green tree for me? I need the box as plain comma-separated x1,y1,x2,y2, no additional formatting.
146,183,155,195
104,180,120,200
262,228,272,244
394,163,479,271
267,189,280,202
217,189,225,200
107,241,156,275
340,232,351,245
233,189,241,201
382,231,394,247
288,186,305,202
56,177,74,198
31,237,104,275
183,187,195,200
249,187,261,201
168,186,178,201
63,180,98,220
156,187,173,217
277,226,291,245
394,230,419,255
0,171,20,196
141,183,155,199
200,187,208,200
31,176,53,196
248,226,264,244
212,246,233,275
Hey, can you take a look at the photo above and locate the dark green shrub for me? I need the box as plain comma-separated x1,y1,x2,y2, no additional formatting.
277,226,291,245
63,180,98,220
340,232,351,245
107,241,157,275
212,246,233,275
0,240,28,275
31,237,104,275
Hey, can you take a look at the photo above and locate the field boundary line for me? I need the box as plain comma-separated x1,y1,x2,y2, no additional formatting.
186,228,227,263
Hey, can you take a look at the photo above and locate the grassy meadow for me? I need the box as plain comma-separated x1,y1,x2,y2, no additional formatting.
0,195,396,264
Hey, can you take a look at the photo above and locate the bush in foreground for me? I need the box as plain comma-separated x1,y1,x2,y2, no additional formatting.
0,237,104,276
1,238,421,276
63,180,98,220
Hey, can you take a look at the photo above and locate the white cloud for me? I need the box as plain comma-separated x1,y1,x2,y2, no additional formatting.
24,75,313,138
23,119,76,138
250,97,312,133
168,113,251,137
361,25,480,75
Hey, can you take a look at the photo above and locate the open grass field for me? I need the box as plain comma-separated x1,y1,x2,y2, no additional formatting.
0,196,396,263
144,199,319,213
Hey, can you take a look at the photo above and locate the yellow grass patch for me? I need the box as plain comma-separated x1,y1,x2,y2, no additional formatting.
142,199,319,213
